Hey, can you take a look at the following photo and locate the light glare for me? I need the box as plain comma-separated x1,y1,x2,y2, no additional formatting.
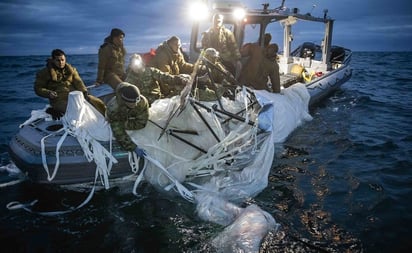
189,2,209,21
233,8,246,20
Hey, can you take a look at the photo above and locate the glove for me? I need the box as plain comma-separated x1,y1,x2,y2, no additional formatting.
46,107,64,120
177,74,192,86
94,81,103,86
179,74,191,80
48,90,58,99
134,146,146,158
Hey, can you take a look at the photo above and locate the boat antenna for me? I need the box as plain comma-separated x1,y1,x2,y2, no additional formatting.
307,4,316,16
280,0,285,9
323,9,329,19
262,3,269,13
275,0,286,11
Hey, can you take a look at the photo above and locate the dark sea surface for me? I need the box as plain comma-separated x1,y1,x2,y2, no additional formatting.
0,52,411,252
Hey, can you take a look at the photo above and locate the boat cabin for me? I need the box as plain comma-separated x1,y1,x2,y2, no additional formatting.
188,0,350,83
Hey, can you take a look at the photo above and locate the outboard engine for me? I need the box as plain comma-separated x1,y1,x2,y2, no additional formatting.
300,42,316,59
330,46,345,63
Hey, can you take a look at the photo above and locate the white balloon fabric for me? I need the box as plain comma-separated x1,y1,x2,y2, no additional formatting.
60,84,312,251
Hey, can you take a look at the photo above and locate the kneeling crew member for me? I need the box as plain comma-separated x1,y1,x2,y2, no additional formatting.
106,82,149,157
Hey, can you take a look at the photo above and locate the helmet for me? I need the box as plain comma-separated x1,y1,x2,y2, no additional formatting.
129,53,145,73
120,83,141,103
204,48,219,63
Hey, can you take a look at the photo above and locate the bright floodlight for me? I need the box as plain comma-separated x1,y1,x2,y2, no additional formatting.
188,1,209,21
232,7,246,20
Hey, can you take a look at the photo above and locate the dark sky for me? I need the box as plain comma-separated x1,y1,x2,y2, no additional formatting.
0,0,411,56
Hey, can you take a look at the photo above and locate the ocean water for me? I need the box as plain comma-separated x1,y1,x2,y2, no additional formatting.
0,52,411,252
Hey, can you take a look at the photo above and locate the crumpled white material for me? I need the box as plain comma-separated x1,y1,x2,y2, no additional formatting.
211,204,280,252
63,91,112,141
19,105,52,128
254,83,313,143
127,84,311,251
59,91,117,189
38,84,311,251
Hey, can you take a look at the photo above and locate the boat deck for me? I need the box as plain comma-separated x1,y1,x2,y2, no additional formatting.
280,74,300,88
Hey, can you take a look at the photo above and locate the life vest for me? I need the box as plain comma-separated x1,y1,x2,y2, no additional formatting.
142,48,156,65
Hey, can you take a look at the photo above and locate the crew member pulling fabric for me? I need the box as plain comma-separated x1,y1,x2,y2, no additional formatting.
125,54,191,104
106,82,149,153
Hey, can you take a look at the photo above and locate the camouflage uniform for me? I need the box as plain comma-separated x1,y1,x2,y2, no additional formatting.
106,83,149,151
201,26,241,73
195,60,235,101
34,61,106,114
96,37,126,88
149,41,193,75
238,43,280,93
125,66,188,105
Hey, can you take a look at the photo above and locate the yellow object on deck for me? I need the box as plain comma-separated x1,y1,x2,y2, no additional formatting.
290,64,304,77
302,70,315,83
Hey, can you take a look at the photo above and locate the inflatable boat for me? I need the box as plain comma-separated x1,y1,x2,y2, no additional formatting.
9,0,352,192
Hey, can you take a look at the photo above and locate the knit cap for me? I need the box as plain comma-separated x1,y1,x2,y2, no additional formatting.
121,84,140,103
111,28,125,38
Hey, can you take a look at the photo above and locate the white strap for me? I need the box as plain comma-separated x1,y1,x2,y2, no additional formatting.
6,169,100,216
144,154,194,202
40,127,67,181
